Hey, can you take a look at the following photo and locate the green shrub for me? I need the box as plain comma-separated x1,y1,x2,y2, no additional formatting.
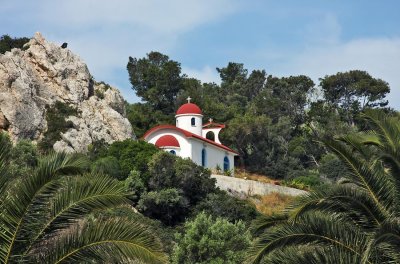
138,188,189,225
172,212,252,264
91,156,123,180
319,153,348,180
147,151,216,204
192,191,259,225
87,139,108,161
0,35,30,54
38,101,78,152
282,170,322,190
124,169,146,201
106,139,159,179
9,140,38,177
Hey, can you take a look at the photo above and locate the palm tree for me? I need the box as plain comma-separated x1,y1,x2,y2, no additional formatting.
247,111,400,264
0,133,167,263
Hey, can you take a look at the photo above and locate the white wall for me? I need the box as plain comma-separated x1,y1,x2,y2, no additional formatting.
190,138,235,175
202,127,222,144
211,174,307,197
176,114,203,136
145,129,192,159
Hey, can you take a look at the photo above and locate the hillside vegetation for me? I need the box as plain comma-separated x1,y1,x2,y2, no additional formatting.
1,34,399,263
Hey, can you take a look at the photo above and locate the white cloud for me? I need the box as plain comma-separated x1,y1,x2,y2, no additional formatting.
0,0,240,102
182,66,221,84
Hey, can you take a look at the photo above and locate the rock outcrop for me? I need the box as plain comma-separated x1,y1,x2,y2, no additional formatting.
0,32,134,152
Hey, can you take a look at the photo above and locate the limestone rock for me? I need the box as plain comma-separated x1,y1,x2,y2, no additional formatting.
0,32,134,152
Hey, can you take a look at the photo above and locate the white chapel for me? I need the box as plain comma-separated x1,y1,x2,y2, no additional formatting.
143,98,238,174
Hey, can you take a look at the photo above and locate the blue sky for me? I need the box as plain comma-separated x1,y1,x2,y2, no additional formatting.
1,0,399,109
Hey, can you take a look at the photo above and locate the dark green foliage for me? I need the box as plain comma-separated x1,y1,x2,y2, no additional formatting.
126,102,174,138
0,150,167,263
137,152,216,225
282,171,324,190
138,188,189,225
127,51,183,113
147,152,216,204
105,139,159,180
0,35,30,54
320,70,390,125
126,51,393,180
174,157,216,204
319,153,348,180
38,101,78,152
98,206,176,254
172,212,252,264
124,169,146,201
193,191,259,224
87,139,108,161
91,156,123,180
9,140,38,177
247,111,400,263
147,151,177,190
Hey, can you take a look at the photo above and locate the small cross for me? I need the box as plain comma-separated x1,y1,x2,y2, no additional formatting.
187,96,192,103
209,118,213,123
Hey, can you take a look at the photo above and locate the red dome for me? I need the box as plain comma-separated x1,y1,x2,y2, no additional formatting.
176,103,202,115
155,135,180,148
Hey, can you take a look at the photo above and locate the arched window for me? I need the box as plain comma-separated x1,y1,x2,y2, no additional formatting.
191,117,196,126
201,148,206,167
170,150,176,155
223,156,230,171
206,131,215,141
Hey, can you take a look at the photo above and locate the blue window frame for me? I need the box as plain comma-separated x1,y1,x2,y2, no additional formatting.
223,156,230,171
201,148,206,167
191,117,196,126
170,150,176,155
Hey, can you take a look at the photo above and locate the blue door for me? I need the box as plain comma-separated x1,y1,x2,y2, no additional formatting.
223,156,229,171
202,148,206,166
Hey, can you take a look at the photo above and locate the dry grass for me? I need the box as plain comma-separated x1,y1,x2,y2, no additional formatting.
250,192,294,216
235,169,280,185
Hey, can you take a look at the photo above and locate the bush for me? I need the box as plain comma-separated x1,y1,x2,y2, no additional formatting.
0,35,30,54
319,153,348,181
9,140,38,177
172,212,252,264
148,151,177,190
147,152,216,204
91,156,123,180
174,157,216,204
283,170,323,190
106,139,159,179
38,101,78,152
138,188,189,225
124,169,146,201
193,191,259,224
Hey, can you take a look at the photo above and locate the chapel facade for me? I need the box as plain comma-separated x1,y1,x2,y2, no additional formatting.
143,98,238,175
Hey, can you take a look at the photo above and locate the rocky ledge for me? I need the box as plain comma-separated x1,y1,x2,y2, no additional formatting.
0,32,133,152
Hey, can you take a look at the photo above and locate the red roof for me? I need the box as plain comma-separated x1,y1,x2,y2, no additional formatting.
203,122,226,129
155,135,180,148
176,103,202,115
143,125,238,154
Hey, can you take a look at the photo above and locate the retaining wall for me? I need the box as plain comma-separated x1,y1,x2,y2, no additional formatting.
211,174,307,197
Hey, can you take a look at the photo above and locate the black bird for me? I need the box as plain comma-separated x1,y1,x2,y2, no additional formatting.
61,42,68,49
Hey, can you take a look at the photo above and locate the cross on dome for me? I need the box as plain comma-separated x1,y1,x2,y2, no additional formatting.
186,96,192,103
209,118,213,123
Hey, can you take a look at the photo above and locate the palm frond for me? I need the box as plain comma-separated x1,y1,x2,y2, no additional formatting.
288,185,386,229
324,138,394,215
23,173,131,253
0,152,89,263
33,217,167,264
247,212,367,264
